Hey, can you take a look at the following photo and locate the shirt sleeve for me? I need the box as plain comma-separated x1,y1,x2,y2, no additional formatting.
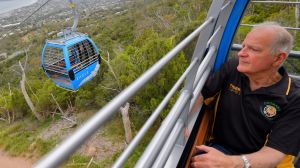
201,58,238,99
266,93,300,156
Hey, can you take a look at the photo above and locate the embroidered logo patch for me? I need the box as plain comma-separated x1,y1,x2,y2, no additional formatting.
229,83,241,95
260,102,281,120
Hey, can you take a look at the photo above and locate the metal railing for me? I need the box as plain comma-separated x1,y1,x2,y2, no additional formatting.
34,0,241,167
36,0,300,167
72,54,99,73
34,15,217,168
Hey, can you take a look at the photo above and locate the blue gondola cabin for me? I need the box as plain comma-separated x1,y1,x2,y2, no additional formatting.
42,33,101,91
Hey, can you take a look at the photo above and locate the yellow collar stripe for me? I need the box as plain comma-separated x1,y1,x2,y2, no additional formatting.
286,77,291,96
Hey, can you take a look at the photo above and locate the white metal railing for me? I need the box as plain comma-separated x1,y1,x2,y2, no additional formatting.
34,15,216,168
134,46,217,167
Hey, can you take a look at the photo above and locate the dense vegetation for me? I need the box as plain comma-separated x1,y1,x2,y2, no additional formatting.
0,0,300,167
0,0,211,166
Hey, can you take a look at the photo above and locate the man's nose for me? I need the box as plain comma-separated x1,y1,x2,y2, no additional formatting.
238,47,247,57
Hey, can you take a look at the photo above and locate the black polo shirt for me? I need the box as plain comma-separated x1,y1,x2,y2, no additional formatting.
202,58,300,156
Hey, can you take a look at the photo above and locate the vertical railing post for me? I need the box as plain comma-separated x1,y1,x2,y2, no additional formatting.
163,1,237,167
176,0,226,148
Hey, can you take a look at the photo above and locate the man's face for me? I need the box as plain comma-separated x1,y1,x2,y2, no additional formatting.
237,28,278,75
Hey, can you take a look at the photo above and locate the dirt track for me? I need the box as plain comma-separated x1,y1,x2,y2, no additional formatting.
0,151,32,168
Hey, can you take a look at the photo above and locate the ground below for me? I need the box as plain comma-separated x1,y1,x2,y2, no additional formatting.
0,150,33,168
0,112,127,167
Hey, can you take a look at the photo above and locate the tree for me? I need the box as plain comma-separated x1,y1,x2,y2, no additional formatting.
19,52,43,121
96,29,188,129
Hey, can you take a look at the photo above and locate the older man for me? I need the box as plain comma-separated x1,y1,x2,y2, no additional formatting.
191,22,300,168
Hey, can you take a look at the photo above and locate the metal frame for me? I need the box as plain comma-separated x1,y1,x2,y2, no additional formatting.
213,0,250,71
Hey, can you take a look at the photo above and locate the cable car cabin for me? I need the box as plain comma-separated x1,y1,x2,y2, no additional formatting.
42,33,101,91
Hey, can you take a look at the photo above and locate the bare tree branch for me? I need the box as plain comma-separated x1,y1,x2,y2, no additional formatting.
8,83,12,96
19,56,43,121
24,50,29,69
155,11,170,29
99,84,120,92
120,102,132,144
26,82,39,103
50,111,77,126
101,50,122,91
0,118,7,122
86,157,94,168
101,50,133,144
50,93,64,115
9,68,22,75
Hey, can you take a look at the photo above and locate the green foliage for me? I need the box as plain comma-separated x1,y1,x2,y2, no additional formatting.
0,120,59,159
64,155,99,168
95,29,188,129
243,4,287,24
33,138,58,156
0,122,33,156
124,120,160,168
0,87,28,120
0,1,211,164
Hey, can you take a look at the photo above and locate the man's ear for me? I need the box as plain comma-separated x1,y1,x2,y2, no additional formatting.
273,52,287,67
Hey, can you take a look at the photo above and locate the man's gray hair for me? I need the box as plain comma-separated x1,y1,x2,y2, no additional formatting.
253,22,294,56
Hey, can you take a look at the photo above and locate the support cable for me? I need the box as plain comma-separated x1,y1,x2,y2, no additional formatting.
0,0,52,38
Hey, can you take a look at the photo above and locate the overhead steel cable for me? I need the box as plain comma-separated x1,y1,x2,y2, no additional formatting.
0,0,52,38
17,0,52,27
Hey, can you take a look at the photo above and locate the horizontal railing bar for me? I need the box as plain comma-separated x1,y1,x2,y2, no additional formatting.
190,68,211,113
221,0,231,11
252,1,300,4
240,23,300,31
290,74,300,80
72,54,98,67
46,70,68,75
44,59,64,65
73,57,98,72
112,59,199,168
135,90,192,168
34,18,214,168
44,65,65,70
152,120,184,168
135,46,216,167
193,46,216,89
44,67,66,72
231,43,300,58
206,26,222,48
44,68,68,75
